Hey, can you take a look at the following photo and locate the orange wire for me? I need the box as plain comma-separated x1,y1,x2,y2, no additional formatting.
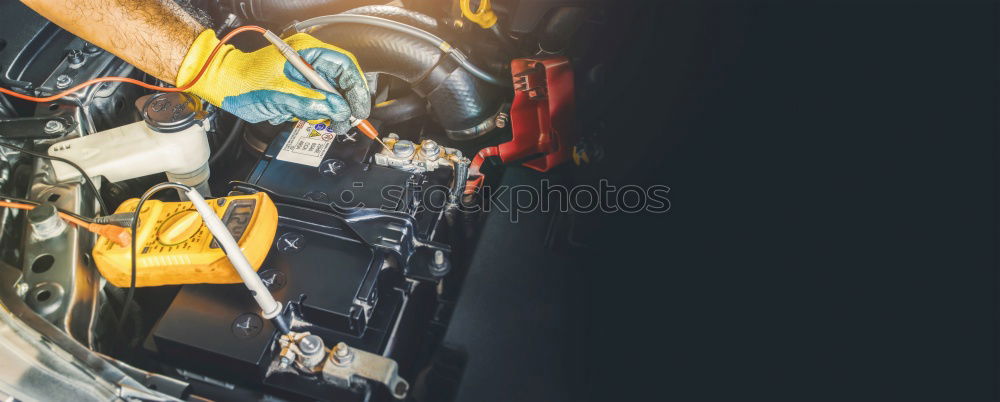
0,201,34,212
0,200,131,246
0,200,88,226
0,25,267,103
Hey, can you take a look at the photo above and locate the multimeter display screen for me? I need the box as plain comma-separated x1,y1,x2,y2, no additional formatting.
210,199,257,248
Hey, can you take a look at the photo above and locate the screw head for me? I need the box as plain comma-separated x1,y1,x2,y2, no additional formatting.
393,140,416,158
55,74,72,89
43,120,63,134
15,282,28,297
298,335,323,355
421,140,440,160
67,49,85,67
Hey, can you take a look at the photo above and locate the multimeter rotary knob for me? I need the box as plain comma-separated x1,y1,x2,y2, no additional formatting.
156,209,202,245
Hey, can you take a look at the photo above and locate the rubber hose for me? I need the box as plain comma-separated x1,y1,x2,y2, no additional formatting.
209,119,245,165
371,94,427,125
293,14,509,87
229,0,368,23
298,10,504,139
341,5,439,32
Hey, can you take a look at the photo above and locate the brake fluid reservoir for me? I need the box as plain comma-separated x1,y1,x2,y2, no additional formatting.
48,92,212,197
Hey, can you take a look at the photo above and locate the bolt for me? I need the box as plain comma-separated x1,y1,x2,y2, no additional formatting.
15,282,28,297
430,250,449,276
421,140,440,159
43,120,64,134
29,203,66,240
495,113,510,129
298,335,322,355
279,356,292,368
393,140,416,159
55,74,72,89
67,49,85,68
331,342,354,366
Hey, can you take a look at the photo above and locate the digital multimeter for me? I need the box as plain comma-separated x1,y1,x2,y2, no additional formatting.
93,192,279,288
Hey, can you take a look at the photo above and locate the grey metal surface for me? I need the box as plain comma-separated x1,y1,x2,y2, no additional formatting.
0,261,178,401
0,282,117,402
20,159,100,348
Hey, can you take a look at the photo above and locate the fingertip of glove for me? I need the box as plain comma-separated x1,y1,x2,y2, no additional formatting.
352,108,371,120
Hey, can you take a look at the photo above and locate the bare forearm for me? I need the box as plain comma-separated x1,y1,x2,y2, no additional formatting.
21,0,206,84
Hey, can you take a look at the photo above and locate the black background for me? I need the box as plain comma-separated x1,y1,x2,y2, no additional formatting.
578,0,997,400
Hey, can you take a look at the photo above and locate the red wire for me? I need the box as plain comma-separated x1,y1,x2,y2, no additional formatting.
0,25,267,103
464,146,501,195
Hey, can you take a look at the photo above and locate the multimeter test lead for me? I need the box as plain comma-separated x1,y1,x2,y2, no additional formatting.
183,188,289,333
262,30,392,152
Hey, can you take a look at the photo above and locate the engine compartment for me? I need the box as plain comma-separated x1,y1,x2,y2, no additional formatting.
0,1,601,400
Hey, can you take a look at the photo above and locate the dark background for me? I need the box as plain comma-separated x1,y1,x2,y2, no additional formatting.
578,0,996,400
4,0,993,400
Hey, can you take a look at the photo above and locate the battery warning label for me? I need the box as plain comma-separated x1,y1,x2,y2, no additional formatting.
275,121,337,167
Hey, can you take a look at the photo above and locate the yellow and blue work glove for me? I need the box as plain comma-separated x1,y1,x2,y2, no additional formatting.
176,30,370,133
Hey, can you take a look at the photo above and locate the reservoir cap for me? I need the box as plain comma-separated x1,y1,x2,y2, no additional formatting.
138,92,204,133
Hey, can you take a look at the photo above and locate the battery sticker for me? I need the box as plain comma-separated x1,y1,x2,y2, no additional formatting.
275,121,337,167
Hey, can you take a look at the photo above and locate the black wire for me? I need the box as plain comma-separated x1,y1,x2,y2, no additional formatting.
208,119,245,165
0,142,108,215
489,24,519,55
114,182,187,340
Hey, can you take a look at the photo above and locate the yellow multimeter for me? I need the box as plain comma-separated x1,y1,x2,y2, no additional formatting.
92,192,279,288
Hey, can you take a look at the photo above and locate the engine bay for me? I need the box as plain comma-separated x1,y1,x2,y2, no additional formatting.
0,1,601,400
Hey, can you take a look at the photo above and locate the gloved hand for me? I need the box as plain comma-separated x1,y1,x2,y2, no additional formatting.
176,30,370,133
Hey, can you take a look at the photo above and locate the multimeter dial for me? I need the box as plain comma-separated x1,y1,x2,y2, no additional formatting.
156,209,203,246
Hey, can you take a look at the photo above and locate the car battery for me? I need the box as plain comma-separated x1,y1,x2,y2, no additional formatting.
147,122,454,391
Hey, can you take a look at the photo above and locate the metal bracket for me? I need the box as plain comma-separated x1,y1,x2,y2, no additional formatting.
322,342,409,399
0,261,179,401
0,114,75,139
20,160,100,348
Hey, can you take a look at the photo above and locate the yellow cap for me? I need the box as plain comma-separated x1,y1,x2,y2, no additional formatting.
460,0,498,29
